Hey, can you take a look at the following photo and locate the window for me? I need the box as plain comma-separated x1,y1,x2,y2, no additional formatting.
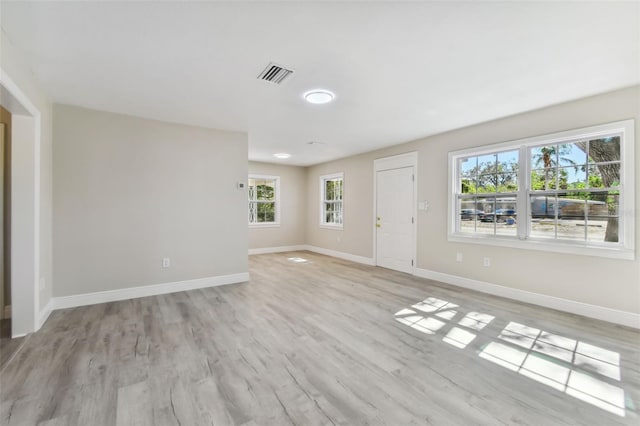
449,120,634,259
320,172,344,228
248,175,280,227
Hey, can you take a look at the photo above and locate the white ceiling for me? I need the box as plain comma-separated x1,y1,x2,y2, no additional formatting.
2,1,638,166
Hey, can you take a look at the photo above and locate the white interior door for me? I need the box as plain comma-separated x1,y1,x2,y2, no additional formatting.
376,166,414,273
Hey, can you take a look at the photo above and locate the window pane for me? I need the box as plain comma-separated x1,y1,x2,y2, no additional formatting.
460,157,477,177
531,145,557,170
531,169,557,191
531,195,556,219
495,197,518,236
588,163,620,188
324,178,343,202
476,197,497,235
562,166,586,189
530,195,557,239
459,198,479,234
325,180,334,201
335,202,343,224
461,177,476,194
477,153,497,174
257,180,275,200
325,202,333,214
257,202,275,222
587,192,619,243
497,150,519,170
556,193,587,241
477,174,497,193
497,173,518,192
589,137,620,163
558,142,587,167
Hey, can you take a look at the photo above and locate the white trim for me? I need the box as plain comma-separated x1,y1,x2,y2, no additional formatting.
374,151,418,172
249,245,306,255
373,151,418,274
414,268,640,329
38,299,53,330
0,67,42,337
448,234,634,260
304,245,375,266
52,272,250,310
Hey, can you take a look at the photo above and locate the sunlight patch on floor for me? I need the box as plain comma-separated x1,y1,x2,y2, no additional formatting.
395,296,627,417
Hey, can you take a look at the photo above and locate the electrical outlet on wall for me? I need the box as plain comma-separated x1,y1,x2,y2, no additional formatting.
456,253,463,262
483,257,491,267
162,258,171,268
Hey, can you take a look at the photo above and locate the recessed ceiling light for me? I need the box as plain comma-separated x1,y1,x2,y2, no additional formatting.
273,153,291,159
304,89,335,104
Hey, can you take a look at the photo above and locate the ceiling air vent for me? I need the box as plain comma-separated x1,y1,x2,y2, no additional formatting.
257,62,294,85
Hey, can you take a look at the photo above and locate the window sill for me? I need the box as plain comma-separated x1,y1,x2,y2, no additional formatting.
448,233,634,260
249,223,280,229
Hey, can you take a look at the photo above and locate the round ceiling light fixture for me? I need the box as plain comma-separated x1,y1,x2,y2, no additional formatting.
273,153,291,159
304,89,335,104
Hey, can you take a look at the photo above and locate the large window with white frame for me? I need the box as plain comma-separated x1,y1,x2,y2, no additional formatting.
449,120,634,259
248,175,280,227
320,172,344,228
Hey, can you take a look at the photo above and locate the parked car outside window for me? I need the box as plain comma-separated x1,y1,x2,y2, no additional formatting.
460,209,484,220
480,209,517,223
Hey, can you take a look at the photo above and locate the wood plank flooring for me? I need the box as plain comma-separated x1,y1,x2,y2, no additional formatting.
1,251,638,425
0,319,26,374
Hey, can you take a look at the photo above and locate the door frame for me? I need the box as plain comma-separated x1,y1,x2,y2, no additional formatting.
1,67,41,337
372,151,417,273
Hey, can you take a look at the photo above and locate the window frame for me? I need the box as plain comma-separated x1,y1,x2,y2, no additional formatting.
319,172,344,229
248,174,280,228
448,120,635,260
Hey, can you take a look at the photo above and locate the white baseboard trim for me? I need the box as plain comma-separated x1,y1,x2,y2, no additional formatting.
249,245,307,255
52,272,250,311
38,299,53,330
304,245,375,266
414,268,640,329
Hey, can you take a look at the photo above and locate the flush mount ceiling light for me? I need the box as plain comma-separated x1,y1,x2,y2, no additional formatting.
273,153,291,159
304,89,335,104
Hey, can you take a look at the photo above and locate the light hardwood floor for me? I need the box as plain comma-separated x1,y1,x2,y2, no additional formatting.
1,251,638,425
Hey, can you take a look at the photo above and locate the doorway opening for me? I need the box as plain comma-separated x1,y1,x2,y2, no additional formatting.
0,107,11,342
1,68,41,338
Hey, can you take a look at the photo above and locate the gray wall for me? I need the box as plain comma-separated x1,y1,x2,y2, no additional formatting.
53,105,248,297
248,161,307,250
306,86,640,314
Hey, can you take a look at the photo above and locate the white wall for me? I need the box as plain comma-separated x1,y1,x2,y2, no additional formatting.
306,86,640,316
1,28,54,334
53,104,248,297
248,161,306,250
